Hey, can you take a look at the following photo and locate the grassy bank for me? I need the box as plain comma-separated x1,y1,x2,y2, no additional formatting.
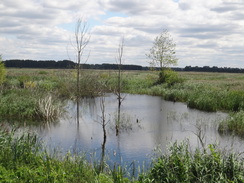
0,69,107,121
0,128,243,182
120,71,244,137
4,69,244,114
117,71,244,112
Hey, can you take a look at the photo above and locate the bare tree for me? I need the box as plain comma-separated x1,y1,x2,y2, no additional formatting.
100,95,107,172
146,29,178,69
74,18,90,124
115,38,126,135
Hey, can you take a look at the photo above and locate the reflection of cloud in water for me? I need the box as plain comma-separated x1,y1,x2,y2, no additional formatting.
9,94,244,164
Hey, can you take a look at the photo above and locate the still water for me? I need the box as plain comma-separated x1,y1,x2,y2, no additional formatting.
24,94,244,166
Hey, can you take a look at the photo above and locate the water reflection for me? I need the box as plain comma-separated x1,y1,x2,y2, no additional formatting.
12,94,244,166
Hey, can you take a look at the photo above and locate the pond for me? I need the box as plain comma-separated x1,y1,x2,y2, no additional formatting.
18,94,244,168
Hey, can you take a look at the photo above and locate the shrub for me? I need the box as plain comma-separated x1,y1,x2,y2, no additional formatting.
37,80,58,91
17,75,31,88
156,69,184,86
0,55,6,85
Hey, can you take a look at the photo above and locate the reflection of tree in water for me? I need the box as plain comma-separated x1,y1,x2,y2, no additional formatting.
98,94,143,173
73,123,81,155
98,96,108,172
111,110,142,134
100,130,107,172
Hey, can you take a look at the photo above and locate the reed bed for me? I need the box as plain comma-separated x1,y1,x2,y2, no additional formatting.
0,128,243,182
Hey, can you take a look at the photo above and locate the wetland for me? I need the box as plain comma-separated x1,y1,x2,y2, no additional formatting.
0,68,243,182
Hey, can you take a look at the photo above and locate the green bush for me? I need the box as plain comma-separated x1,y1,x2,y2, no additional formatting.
17,75,31,88
0,55,6,85
156,69,184,86
37,80,58,91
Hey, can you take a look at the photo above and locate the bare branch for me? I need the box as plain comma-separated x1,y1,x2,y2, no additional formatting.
74,17,91,124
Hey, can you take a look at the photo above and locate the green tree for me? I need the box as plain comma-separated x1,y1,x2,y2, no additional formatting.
147,29,178,69
0,55,6,85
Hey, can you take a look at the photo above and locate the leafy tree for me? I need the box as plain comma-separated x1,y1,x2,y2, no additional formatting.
147,29,178,69
0,55,6,85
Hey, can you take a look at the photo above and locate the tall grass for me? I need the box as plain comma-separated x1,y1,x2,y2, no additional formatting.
0,128,131,182
218,110,244,137
1,128,243,182
0,89,37,120
122,74,244,113
0,89,64,121
140,141,244,183
37,94,63,121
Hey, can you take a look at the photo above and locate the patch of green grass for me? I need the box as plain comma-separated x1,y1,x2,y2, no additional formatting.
0,89,37,120
0,89,63,121
218,110,244,137
140,141,244,183
0,129,132,182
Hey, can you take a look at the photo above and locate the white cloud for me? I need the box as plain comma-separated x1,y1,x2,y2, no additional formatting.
0,0,243,68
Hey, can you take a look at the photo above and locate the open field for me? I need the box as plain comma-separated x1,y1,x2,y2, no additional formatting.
179,72,244,91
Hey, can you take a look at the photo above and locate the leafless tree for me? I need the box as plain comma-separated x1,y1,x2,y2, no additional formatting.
97,95,109,172
74,18,90,124
115,38,126,135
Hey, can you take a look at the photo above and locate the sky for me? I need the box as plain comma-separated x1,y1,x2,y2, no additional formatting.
0,0,244,68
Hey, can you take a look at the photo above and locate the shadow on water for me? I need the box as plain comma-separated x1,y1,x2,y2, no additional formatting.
6,94,244,172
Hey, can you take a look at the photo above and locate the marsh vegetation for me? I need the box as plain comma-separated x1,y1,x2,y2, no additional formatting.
0,68,244,182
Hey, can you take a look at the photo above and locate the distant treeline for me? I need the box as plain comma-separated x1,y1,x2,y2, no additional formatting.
3,59,146,70
3,59,244,73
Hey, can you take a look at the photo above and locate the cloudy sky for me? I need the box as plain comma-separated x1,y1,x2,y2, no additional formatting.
0,0,244,68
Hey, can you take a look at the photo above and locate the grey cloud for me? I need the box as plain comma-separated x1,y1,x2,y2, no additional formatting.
98,0,163,16
181,33,221,39
178,2,191,11
178,24,236,39
125,35,151,47
99,0,141,14
0,7,58,23
136,25,176,35
231,12,244,20
92,28,122,37
196,42,218,49
220,46,244,55
211,6,237,13
0,19,22,28
211,2,244,13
